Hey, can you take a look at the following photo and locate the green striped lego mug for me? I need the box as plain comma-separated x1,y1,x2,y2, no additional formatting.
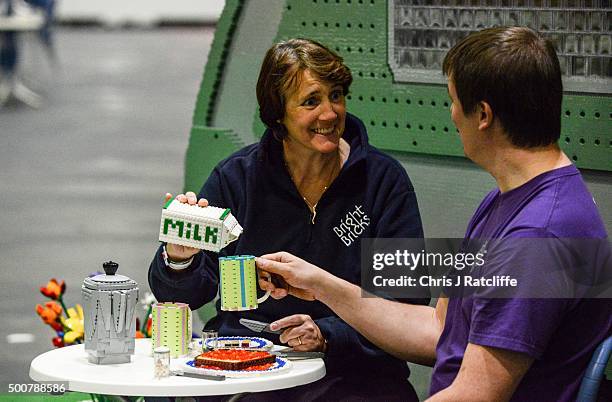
219,255,271,311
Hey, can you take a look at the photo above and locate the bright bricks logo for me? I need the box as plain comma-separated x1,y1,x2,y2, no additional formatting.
333,205,370,246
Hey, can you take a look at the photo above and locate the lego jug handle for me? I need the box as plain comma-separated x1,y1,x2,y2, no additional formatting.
257,271,272,304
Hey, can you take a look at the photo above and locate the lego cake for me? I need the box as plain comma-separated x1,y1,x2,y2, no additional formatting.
195,349,276,371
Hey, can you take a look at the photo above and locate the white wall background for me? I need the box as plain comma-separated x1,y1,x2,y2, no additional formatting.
56,0,226,25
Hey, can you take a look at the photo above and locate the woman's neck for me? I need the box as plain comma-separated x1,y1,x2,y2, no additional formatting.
282,139,348,182
282,139,348,210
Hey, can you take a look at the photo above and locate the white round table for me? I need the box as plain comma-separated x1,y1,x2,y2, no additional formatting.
29,339,326,397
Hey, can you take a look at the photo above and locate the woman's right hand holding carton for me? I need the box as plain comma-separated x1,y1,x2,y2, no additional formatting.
164,191,209,262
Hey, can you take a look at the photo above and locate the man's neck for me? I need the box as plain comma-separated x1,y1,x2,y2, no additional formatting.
482,137,571,193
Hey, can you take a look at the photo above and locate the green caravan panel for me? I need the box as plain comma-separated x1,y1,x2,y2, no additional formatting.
183,126,241,193
560,95,612,171
192,0,244,127
265,0,611,172
212,0,286,146
186,0,286,193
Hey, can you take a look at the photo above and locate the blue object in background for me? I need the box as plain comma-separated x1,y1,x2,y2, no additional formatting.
577,336,612,402
1,0,17,74
1,0,55,75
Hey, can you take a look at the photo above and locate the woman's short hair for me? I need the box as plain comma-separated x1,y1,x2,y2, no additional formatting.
443,26,562,148
256,38,353,137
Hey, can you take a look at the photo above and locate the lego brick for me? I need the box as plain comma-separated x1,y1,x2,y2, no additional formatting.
151,302,192,358
159,199,243,252
82,284,139,365
219,255,260,311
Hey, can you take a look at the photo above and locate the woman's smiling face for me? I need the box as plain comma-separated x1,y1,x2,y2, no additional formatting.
281,69,346,155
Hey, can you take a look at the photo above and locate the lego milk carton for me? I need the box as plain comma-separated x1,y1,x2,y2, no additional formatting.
158,199,243,252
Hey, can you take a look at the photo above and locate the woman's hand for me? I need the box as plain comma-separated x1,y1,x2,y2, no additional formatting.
271,314,326,352
164,192,208,261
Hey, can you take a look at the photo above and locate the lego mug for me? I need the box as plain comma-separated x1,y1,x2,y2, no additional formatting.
151,302,192,358
219,255,271,311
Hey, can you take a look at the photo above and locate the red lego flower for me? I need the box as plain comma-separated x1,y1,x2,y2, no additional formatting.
40,279,66,300
52,336,64,348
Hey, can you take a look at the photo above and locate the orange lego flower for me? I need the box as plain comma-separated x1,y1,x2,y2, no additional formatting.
145,315,152,337
36,302,63,330
40,279,66,300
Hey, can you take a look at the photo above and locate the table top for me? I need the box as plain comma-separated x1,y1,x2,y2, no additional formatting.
29,339,326,397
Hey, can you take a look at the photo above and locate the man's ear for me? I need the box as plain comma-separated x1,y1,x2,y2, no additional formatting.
478,101,494,131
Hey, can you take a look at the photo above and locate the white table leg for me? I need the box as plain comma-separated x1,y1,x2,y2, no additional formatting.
0,74,13,107
14,78,42,108
0,72,42,108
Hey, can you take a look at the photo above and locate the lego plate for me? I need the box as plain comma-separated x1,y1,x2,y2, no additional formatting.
201,336,273,350
184,356,291,378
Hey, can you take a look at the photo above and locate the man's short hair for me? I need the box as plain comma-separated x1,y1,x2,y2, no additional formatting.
256,38,352,138
443,26,562,148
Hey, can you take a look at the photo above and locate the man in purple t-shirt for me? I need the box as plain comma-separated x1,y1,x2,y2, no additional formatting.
256,27,610,401
429,165,610,401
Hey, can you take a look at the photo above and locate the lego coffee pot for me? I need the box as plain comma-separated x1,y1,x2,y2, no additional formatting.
82,261,139,364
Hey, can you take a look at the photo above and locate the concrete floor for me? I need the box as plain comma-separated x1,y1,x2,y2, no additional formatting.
0,27,214,387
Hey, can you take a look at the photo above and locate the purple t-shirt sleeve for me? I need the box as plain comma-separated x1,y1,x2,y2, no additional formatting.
469,298,570,358
467,228,574,359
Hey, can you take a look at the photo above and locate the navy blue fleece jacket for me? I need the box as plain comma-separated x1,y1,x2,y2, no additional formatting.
149,113,426,379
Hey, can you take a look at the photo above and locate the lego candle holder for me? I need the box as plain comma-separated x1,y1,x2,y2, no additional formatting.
219,255,271,311
151,302,192,358
158,199,243,253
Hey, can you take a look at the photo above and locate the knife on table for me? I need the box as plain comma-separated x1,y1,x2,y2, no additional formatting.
171,369,226,381
271,350,325,360
239,318,282,334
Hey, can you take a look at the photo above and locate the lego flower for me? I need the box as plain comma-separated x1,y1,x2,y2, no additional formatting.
52,336,64,348
140,292,156,310
139,291,155,337
145,315,152,337
40,278,69,315
36,301,63,331
60,304,84,345
40,279,66,300
36,279,83,348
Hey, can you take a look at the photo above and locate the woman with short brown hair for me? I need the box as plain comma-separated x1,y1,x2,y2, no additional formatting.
149,38,425,400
